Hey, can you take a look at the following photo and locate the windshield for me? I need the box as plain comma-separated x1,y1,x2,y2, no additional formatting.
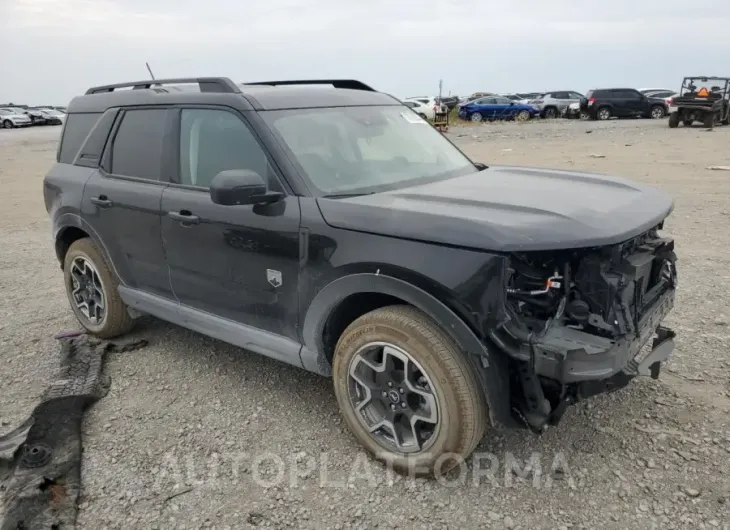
262,106,476,196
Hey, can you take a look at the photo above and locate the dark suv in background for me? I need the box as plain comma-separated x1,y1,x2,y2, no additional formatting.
44,77,678,476
582,88,668,120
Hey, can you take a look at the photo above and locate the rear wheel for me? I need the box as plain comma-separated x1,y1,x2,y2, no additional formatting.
543,107,558,119
596,107,611,120
2,120,13,129
650,105,665,119
63,238,134,338
332,305,488,476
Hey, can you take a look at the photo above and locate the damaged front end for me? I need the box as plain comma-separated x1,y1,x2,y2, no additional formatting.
489,225,677,432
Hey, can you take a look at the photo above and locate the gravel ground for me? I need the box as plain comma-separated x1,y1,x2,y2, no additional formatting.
1,119,729,529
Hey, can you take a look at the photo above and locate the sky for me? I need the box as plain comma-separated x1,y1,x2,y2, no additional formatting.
2,0,730,105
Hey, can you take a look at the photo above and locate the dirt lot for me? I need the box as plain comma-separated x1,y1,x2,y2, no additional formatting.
1,120,729,529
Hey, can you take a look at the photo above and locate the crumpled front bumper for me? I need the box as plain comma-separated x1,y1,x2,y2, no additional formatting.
531,286,676,384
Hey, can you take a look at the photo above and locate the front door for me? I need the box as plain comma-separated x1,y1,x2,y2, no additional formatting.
81,107,172,299
160,107,301,341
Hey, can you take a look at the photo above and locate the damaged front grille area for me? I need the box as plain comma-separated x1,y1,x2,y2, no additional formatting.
488,226,678,432
493,226,677,360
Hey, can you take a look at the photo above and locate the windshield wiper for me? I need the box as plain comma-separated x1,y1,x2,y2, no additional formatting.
322,192,376,199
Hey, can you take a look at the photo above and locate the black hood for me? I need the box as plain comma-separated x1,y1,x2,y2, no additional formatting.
316,166,674,252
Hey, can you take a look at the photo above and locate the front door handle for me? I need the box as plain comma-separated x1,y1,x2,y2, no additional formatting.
90,195,113,208
168,210,200,225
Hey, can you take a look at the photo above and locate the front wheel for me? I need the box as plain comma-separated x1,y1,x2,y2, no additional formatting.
668,112,680,128
703,111,715,129
63,238,134,338
332,305,488,476
515,110,531,122
470,112,484,123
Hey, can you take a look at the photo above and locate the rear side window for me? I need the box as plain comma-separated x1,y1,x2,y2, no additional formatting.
58,113,102,163
109,109,167,180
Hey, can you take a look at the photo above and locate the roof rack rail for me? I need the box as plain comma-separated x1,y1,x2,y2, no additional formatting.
242,79,376,92
85,77,241,95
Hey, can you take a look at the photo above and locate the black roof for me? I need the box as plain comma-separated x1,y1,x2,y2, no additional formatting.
67,77,401,113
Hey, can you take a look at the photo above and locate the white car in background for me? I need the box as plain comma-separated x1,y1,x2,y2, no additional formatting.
403,97,446,120
641,89,678,108
0,108,32,128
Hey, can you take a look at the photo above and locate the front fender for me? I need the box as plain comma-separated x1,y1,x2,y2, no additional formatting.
301,273,512,427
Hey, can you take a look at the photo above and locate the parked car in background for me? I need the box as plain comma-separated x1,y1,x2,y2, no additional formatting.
581,88,668,120
0,108,32,128
516,92,542,100
458,96,538,122
32,108,65,125
405,97,447,116
499,94,522,101
638,88,675,95
402,100,436,120
642,90,678,108
528,91,585,118
435,95,460,110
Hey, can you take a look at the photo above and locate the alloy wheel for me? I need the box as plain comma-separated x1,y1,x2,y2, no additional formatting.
347,342,439,454
651,106,665,119
69,257,106,324
598,108,611,120
470,112,483,123
515,110,530,122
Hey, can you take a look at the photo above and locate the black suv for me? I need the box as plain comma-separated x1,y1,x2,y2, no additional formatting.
44,77,678,475
582,88,668,120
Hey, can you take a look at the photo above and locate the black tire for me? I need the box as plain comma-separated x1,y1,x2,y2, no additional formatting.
668,112,680,128
2,120,13,129
515,110,531,122
703,112,714,129
470,112,484,123
650,105,665,119
543,107,558,119
596,107,611,120
63,238,134,339
332,305,487,476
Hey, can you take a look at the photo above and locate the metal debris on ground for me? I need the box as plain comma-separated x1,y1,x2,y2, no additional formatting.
0,334,147,529
706,166,730,171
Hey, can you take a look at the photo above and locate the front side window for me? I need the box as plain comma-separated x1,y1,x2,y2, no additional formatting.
178,108,278,190
262,105,476,196
110,109,167,180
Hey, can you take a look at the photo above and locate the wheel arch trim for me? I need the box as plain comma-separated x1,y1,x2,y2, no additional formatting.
301,273,512,426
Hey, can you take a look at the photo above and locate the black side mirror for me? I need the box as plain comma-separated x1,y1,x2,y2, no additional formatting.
209,169,282,206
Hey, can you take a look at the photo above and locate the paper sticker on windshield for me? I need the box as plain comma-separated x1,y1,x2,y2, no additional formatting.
401,112,427,124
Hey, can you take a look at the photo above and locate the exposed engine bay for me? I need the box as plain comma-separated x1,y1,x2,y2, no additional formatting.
490,224,678,431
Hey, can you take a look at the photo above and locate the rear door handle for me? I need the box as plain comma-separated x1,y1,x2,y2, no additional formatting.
168,210,200,225
90,195,113,208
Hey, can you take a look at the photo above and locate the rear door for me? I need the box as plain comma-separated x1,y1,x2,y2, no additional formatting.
81,107,173,298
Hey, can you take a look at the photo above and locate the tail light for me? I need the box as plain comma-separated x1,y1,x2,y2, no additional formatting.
668,97,674,105
587,97,596,106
